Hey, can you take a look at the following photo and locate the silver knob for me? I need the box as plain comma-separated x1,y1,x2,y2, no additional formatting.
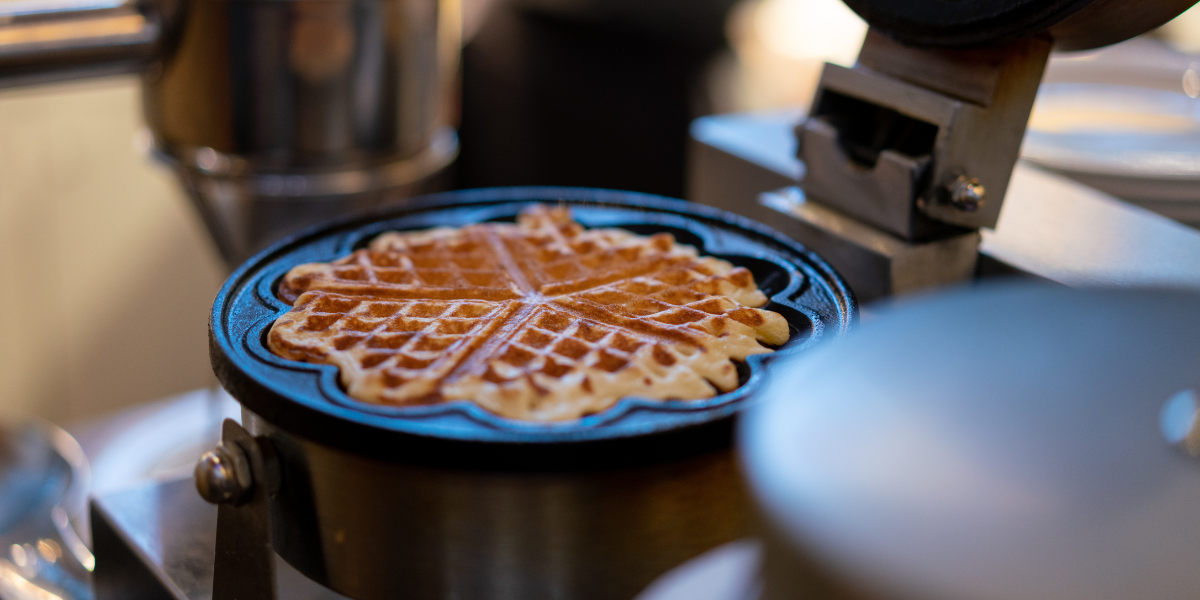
1161,389,1200,457
946,175,986,212
195,442,254,505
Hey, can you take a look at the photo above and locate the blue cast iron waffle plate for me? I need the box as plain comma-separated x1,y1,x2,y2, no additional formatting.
210,187,855,462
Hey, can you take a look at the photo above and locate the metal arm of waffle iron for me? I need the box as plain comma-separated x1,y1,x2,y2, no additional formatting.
200,419,280,600
800,31,1051,238
785,30,1050,298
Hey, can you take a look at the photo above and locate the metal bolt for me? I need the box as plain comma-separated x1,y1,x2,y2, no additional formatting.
195,442,253,505
946,175,986,212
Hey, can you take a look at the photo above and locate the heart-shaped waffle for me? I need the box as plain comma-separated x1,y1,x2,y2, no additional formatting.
267,205,790,421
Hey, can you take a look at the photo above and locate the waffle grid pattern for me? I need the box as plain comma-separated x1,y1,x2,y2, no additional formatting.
268,206,790,421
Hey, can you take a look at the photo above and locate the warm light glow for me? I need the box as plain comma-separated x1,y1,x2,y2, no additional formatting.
1158,4,1200,55
36,540,60,564
1184,65,1200,98
752,0,866,64
721,0,869,111
8,545,25,569
0,13,144,45
1029,108,1199,134
1029,85,1200,134
0,559,63,600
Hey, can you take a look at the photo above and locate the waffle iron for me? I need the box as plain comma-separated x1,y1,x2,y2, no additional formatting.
201,187,854,600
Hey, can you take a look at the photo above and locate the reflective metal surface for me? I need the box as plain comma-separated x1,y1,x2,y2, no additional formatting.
146,0,462,264
210,420,278,600
166,127,457,265
688,109,1200,295
194,442,252,506
90,475,352,600
78,390,350,600
143,0,459,168
986,164,1200,289
76,388,241,497
0,421,94,600
801,31,1050,235
2,0,462,266
757,186,980,301
785,28,1051,297
91,479,213,600
0,0,159,88
1023,40,1200,230
742,285,1200,600
242,410,752,600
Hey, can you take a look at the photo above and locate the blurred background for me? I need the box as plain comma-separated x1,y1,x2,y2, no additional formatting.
3,0,1200,426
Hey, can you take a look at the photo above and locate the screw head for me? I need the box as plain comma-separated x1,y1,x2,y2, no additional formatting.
947,176,986,212
195,442,253,505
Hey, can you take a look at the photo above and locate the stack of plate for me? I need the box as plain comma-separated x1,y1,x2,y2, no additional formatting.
1023,38,1200,229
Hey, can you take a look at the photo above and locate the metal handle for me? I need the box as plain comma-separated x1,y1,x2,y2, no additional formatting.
0,0,159,88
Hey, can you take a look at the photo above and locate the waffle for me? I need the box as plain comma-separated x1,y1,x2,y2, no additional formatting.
268,205,790,422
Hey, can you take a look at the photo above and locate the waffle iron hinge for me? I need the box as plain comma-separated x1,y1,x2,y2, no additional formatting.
787,30,1051,299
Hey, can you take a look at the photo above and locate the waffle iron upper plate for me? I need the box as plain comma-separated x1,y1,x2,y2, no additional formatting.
210,187,855,460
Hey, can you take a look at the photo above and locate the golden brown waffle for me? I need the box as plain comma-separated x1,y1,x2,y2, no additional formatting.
268,205,790,422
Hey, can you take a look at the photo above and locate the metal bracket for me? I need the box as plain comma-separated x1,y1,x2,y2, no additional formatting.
800,30,1051,239
204,419,280,600
798,116,936,240
759,187,979,301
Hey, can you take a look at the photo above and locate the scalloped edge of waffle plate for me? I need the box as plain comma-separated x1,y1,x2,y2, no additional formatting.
210,188,855,447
